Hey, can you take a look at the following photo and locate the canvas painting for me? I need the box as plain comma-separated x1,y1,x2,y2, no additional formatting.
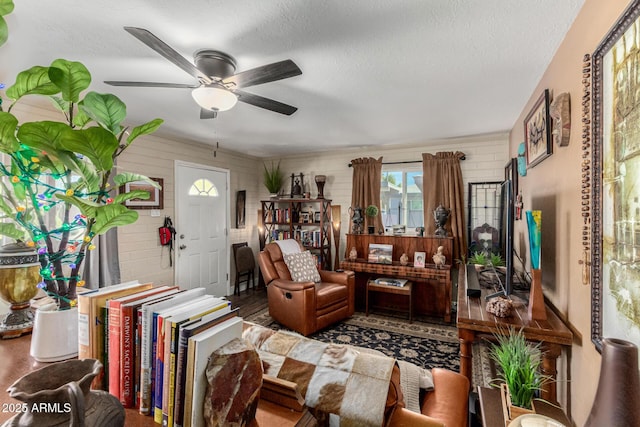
368,244,393,264
591,0,640,358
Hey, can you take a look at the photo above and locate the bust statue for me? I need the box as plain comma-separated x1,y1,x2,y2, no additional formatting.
433,205,450,237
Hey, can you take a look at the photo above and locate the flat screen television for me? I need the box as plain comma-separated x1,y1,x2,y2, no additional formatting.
486,178,514,299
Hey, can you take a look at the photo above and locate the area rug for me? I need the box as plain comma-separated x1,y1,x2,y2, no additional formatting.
244,309,492,389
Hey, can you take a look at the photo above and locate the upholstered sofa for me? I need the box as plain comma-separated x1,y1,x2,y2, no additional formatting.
244,323,470,427
258,241,355,336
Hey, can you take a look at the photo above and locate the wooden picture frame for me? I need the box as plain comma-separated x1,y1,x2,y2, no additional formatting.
524,89,552,169
236,190,246,229
121,177,163,210
591,0,640,354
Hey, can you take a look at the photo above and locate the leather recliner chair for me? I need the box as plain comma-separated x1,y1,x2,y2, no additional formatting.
258,242,355,336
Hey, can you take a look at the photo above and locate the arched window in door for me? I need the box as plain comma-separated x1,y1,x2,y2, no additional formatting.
188,178,219,197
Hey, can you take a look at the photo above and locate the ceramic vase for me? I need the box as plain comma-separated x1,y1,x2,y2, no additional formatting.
30,306,79,362
585,338,640,427
2,359,124,427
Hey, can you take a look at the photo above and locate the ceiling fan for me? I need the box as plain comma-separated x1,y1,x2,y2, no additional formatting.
105,27,302,119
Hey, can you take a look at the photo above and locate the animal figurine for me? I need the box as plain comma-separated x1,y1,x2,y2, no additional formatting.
432,246,446,268
349,247,358,261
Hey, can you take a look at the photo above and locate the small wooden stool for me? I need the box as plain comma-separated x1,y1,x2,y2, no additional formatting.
366,279,413,323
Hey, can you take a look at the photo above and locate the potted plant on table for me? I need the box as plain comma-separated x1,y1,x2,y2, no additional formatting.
263,161,284,198
0,56,162,359
488,326,548,423
365,204,378,234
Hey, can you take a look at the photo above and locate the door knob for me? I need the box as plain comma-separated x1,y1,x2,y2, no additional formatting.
179,244,187,250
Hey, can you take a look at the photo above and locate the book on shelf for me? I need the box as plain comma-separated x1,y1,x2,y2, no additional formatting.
374,277,408,287
77,280,153,390
114,286,181,408
107,285,173,403
138,287,206,415
157,296,230,427
184,316,243,427
174,307,238,427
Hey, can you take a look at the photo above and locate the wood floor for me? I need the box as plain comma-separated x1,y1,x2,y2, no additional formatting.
226,284,268,318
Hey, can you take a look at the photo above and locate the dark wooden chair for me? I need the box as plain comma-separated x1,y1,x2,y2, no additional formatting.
232,242,255,295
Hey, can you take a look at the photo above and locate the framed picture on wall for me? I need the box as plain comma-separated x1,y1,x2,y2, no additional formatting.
591,0,640,354
120,177,163,209
236,190,246,229
524,89,552,169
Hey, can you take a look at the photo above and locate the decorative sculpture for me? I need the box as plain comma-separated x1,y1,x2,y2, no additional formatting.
400,253,409,266
432,246,446,268
315,175,326,199
349,206,364,234
549,92,571,147
433,205,450,237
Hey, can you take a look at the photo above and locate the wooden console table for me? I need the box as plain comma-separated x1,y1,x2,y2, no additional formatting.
0,335,313,426
457,268,572,403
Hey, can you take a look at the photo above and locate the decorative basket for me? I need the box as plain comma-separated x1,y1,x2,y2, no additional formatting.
500,383,535,426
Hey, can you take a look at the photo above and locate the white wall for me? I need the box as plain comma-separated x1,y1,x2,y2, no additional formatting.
261,131,509,263
9,101,508,295
117,135,262,290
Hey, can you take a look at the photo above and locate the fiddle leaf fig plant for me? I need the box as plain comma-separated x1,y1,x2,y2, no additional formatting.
0,58,163,309
0,0,13,47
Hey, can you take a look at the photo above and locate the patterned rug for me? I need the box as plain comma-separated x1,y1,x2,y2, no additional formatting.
244,309,492,389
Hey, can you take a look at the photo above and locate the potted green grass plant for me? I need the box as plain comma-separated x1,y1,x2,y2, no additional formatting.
488,326,548,421
263,161,284,197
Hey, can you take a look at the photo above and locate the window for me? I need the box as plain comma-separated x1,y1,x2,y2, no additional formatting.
188,178,219,197
380,167,423,228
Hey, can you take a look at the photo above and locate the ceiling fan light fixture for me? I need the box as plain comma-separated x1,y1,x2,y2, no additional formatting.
191,86,238,112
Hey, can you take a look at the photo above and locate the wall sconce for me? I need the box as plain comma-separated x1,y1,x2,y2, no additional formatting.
331,205,341,270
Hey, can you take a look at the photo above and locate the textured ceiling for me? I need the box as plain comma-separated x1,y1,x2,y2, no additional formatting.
0,0,584,157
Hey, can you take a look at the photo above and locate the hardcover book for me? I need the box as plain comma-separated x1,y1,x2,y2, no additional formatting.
138,288,206,415
107,285,172,403
173,307,238,427
184,317,243,427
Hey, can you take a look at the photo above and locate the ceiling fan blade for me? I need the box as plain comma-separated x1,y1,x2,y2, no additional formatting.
200,109,217,119
222,60,301,88
104,81,199,88
234,89,298,115
123,26,212,85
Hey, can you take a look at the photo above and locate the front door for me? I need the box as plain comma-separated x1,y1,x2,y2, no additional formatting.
175,161,229,296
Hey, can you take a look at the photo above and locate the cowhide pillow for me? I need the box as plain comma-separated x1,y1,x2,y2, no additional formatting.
283,250,321,283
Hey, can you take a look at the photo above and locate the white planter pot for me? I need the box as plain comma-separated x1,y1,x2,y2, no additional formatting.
30,306,79,362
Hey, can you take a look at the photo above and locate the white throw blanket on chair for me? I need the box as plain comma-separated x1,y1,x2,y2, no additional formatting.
275,239,302,254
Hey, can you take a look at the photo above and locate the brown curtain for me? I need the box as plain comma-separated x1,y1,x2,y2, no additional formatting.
422,151,467,261
350,157,383,232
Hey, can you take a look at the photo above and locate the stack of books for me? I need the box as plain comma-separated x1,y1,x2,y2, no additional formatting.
77,281,243,427
374,277,408,287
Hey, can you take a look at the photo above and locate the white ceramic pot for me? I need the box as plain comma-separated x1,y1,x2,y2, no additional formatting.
30,306,79,362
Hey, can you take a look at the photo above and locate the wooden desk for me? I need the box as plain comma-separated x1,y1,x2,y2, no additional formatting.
457,268,572,403
341,260,451,322
478,386,571,426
